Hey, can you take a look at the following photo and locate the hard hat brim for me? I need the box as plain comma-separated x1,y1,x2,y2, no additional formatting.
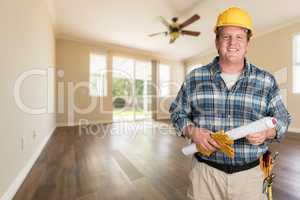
214,24,253,37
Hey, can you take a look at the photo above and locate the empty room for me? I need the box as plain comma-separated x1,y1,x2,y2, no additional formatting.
1,0,300,200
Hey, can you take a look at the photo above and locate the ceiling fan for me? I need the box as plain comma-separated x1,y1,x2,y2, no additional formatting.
149,14,201,43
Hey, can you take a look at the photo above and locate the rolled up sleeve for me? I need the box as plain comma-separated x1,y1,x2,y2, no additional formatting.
267,80,291,142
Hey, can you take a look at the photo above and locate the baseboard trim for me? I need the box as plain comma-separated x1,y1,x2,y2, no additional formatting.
0,127,56,200
56,120,113,127
156,117,170,120
288,127,300,133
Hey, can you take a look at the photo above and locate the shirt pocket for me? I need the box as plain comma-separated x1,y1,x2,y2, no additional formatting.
242,95,267,121
190,91,220,131
190,91,217,114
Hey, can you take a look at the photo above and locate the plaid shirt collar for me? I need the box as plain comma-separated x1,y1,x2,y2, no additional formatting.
210,56,252,81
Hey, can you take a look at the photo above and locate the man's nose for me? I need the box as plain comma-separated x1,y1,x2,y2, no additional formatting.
228,37,238,45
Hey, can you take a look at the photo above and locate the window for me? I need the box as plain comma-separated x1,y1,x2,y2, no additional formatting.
89,53,107,96
159,64,171,97
293,35,300,93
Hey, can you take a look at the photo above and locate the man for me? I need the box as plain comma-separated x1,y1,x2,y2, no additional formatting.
169,7,291,200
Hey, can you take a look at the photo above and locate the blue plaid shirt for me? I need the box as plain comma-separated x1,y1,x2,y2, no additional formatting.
169,57,291,165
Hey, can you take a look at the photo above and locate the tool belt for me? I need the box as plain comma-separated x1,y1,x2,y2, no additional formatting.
195,155,260,174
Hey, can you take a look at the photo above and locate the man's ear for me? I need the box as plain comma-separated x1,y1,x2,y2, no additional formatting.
245,40,250,53
246,40,250,49
215,37,220,53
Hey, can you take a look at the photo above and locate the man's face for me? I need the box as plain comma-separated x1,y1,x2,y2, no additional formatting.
215,26,249,64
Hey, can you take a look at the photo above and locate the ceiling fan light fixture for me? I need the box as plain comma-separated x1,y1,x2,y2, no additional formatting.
149,14,201,43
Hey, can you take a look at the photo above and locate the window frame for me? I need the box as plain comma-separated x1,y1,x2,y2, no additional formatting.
158,63,171,97
293,34,300,94
89,53,108,97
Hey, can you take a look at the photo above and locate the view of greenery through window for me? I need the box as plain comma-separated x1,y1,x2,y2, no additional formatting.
112,57,152,121
112,77,152,120
112,78,152,97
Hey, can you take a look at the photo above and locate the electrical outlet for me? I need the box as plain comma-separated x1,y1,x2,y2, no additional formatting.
32,130,37,139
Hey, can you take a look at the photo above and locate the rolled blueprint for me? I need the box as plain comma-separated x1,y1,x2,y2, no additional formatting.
227,117,277,140
182,117,277,156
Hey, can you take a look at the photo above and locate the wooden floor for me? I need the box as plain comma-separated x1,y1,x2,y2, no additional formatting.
269,132,300,200
13,120,300,200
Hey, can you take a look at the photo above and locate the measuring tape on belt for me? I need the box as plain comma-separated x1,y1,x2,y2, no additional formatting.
260,151,279,200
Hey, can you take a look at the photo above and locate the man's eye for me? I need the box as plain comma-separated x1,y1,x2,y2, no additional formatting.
223,35,230,40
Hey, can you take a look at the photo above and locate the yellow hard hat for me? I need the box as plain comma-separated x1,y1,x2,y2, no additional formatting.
214,7,253,37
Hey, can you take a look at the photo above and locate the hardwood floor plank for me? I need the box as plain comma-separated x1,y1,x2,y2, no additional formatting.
112,150,144,181
12,121,300,200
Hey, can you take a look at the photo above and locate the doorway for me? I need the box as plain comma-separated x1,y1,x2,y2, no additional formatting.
112,56,152,121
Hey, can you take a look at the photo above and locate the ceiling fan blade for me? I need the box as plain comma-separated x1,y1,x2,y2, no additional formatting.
179,14,200,29
169,38,176,44
181,30,201,36
158,16,170,28
148,31,168,37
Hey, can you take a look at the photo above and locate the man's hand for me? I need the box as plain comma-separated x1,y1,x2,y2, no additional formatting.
184,125,220,152
246,128,276,145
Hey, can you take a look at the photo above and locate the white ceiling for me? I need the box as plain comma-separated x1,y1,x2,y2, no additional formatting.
49,0,300,60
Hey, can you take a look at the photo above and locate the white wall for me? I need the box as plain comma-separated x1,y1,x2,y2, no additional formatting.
56,38,185,123
0,0,56,199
